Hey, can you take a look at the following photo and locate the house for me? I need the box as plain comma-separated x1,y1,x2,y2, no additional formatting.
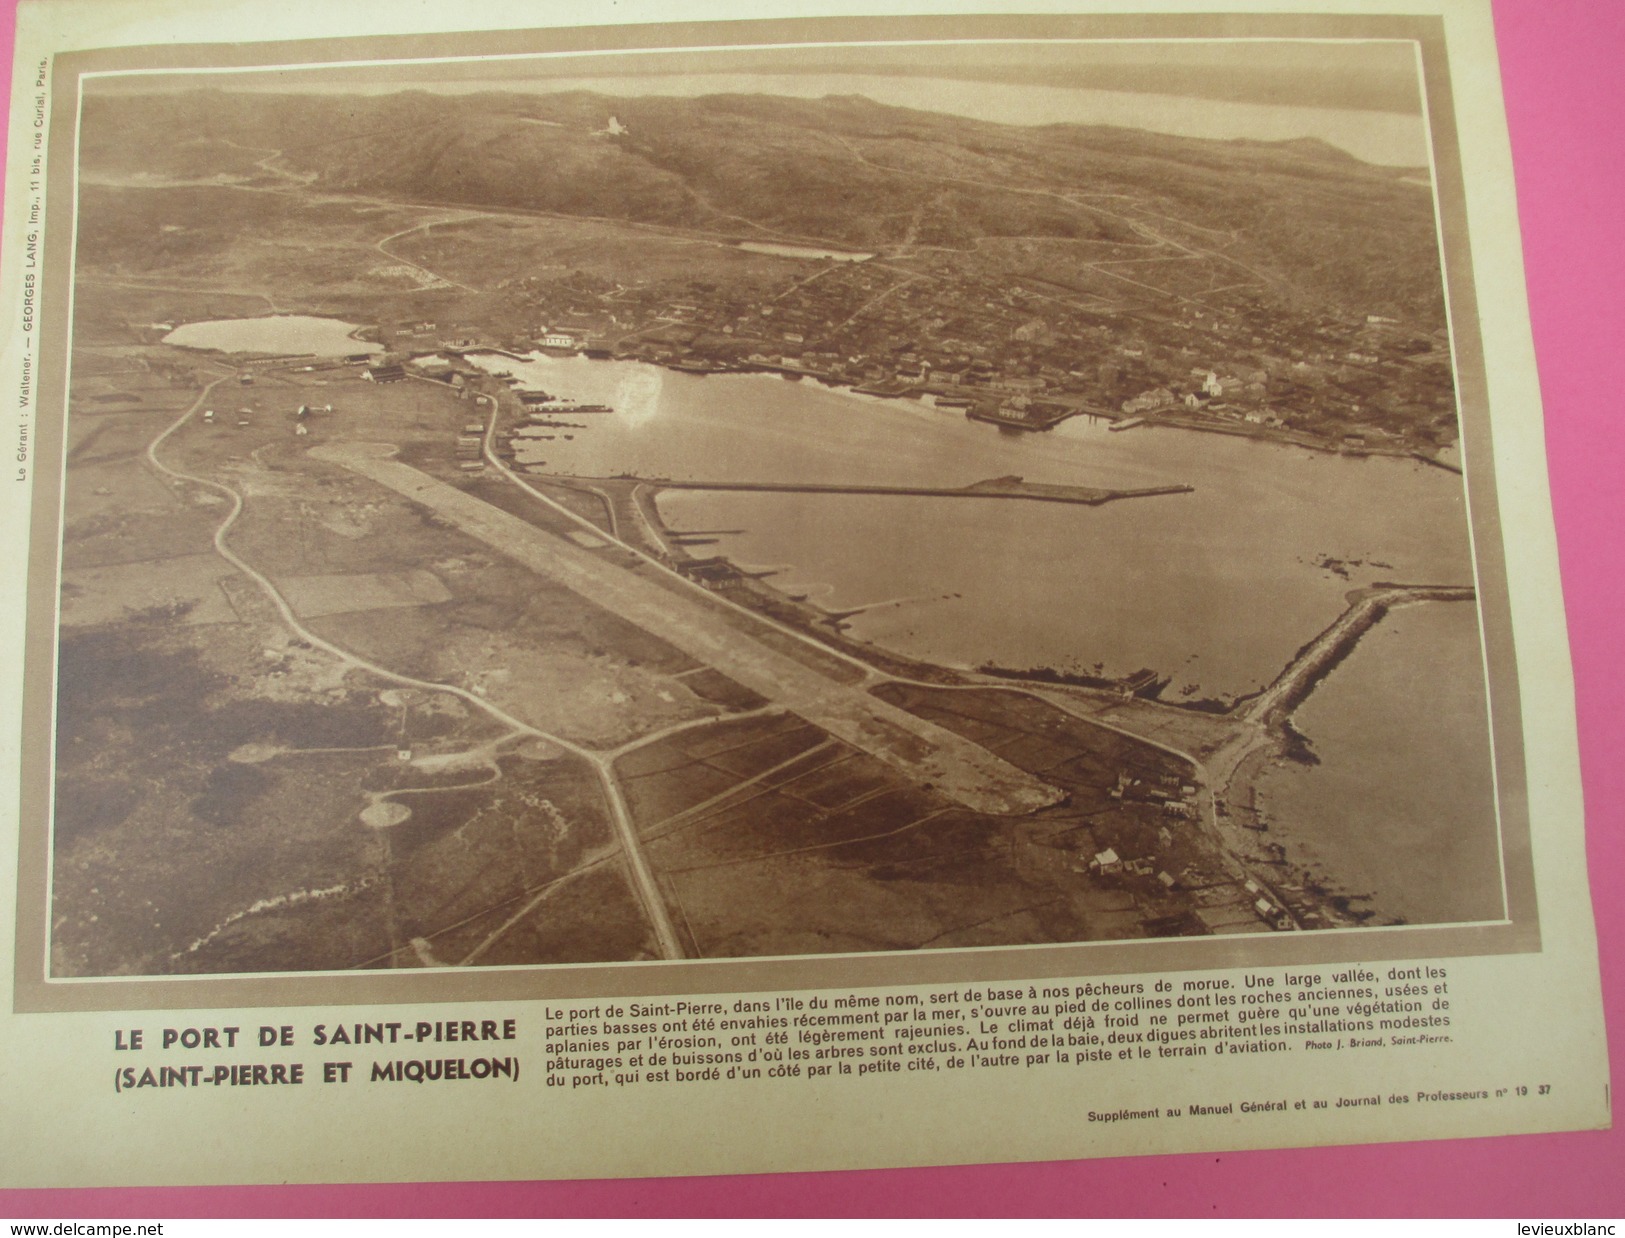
1090,848,1123,876
676,557,743,593
1121,387,1175,415
362,363,406,383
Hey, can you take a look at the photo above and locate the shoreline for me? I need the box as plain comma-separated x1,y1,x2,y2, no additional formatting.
470,343,1459,464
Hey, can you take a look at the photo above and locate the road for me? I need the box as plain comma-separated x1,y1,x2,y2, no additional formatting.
145,390,686,961
374,215,484,293
827,133,1272,306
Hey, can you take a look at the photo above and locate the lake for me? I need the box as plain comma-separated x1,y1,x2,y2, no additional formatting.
163,315,381,357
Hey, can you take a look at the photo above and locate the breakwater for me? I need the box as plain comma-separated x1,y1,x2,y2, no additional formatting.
629,475,1194,508
1238,584,1476,724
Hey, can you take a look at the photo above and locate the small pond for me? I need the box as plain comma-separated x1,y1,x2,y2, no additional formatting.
163,315,381,357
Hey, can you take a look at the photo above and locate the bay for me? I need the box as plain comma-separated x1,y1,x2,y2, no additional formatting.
469,351,1474,702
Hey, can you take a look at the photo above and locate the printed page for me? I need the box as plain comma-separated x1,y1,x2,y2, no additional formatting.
0,0,1607,1187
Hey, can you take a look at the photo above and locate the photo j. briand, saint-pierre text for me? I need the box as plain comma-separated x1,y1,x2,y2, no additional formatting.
45,32,1516,984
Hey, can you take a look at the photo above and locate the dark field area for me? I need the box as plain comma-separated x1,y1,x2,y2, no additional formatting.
612,687,1253,958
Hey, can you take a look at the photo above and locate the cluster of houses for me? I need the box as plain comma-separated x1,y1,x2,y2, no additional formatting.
1120,368,1287,428
484,245,1457,451
1082,771,1201,888
1109,770,1199,819
1082,765,1296,932
454,422,485,472
351,271,1450,448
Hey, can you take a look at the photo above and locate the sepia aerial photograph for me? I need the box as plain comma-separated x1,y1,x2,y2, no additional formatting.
44,31,1509,978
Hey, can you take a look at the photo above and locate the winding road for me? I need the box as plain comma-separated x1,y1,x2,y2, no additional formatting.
144,382,686,962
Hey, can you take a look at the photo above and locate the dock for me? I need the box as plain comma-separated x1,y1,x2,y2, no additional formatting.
966,406,1077,431
1410,450,1464,474
966,401,1119,433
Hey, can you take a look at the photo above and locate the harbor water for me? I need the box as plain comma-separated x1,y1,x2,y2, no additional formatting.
470,351,1502,924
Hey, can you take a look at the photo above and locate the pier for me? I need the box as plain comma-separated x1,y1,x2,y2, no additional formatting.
446,346,531,362
1410,450,1464,474
621,474,1193,507
966,402,1119,433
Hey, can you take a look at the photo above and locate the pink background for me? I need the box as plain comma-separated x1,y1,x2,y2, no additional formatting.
2,0,1621,1217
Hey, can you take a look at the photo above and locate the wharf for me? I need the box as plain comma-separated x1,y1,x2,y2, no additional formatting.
446,346,531,362
966,407,1077,431
965,401,1115,432
1410,450,1464,474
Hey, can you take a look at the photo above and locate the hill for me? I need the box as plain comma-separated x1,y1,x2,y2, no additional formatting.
78,87,1445,325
